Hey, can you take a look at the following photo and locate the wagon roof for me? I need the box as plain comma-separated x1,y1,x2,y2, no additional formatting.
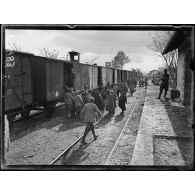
5,50,35,56
5,50,130,71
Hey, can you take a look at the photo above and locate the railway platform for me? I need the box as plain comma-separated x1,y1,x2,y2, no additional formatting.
131,84,194,166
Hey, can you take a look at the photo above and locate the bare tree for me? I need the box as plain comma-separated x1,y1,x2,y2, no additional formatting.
83,56,99,65
39,48,59,59
60,53,70,61
8,42,23,52
147,31,178,81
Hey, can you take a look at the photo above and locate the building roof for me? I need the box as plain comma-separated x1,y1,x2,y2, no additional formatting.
162,30,191,55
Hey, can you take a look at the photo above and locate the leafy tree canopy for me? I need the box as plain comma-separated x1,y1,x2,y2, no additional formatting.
112,51,130,69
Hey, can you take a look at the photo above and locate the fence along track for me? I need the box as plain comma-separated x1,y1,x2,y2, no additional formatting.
104,90,145,165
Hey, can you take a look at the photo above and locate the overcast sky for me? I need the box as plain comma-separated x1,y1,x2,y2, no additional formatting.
5,30,165,73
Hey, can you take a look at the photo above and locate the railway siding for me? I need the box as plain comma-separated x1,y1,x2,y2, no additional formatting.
105,90,146,165
5,88,146,166
54,88,145,165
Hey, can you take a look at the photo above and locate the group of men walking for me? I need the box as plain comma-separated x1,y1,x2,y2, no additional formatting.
63,69,171,144
64,82,130,144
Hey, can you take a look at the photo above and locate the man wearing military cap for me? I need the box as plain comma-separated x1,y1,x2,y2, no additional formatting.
80,97,102,144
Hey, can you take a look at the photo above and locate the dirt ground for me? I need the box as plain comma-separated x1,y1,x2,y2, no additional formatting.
5,107,86,165
153,136,193,166
105,91,146,165
5,87,145,165
153,100,194,166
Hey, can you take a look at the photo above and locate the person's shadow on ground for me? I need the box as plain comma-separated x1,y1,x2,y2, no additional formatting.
60,140,93,165
114,114,125,122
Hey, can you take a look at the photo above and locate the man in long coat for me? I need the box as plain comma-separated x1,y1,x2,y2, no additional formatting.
80,97,102,144
64,90,74,118
105,89,114,115
74,90,84,119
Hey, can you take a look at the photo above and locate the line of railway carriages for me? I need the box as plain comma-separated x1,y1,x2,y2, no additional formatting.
2,50,142,125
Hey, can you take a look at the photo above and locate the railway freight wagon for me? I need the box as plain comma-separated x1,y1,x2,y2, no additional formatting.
117,69,122,83
89,65,98,89
96,66,116,87
123,70,127,82
4,51,67,123
114,69,117,84
101,66,107,86
106,67,113,85
4,51,34,119
3,50,142,125
121,70,127,82
31,56,65,118
127,71,131,80
72,62,98,90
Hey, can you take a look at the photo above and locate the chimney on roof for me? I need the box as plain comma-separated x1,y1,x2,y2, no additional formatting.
69,51,80,62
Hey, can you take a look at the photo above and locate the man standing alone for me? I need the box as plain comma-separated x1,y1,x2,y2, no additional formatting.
157,69,169,100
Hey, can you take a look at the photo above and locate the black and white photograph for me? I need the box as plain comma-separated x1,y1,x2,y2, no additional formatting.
0,1,195,194
1,24,194,170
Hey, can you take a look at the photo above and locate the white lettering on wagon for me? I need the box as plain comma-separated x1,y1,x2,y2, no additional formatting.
5,51,15,68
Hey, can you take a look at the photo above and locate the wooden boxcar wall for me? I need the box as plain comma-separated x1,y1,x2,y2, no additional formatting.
31,56,64,103
72,62,82,90
90,66,98,89
102,67,107,86
124,71,127,82
129,71,133,79
127,71,130,80
73,64,98,90
121,71,125,82
114,69,117,84
73,63,98,90
93,66,98,88
45,59,64,101
31,56,46,102
106,68,113,85
117,69,121,83
5,52,33,112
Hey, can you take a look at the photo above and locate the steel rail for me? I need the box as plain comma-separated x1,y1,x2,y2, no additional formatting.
104,90,145,165
49,112,108,165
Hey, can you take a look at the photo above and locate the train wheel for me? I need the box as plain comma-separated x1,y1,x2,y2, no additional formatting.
44,105,55,119
21,110,30,118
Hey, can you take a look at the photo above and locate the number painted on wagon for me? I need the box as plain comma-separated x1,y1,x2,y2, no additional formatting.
5,54,15,68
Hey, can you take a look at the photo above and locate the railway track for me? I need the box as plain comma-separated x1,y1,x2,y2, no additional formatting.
50,112,109,165
14,110,44,123
10,103,65,136
50,89,145,165
104,89,144,165
14,103,65,123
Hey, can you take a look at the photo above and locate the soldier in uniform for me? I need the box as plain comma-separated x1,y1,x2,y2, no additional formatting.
80,97,102,144
157,69,170,100
118,91,127,116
